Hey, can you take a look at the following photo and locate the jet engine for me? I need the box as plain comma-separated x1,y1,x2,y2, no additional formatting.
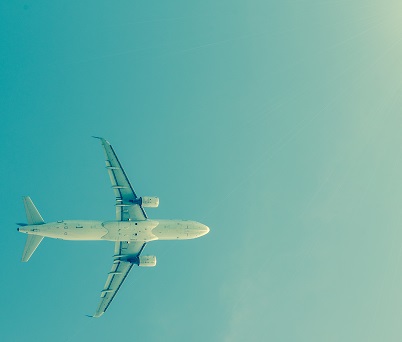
138,255,157,267
140,197,159,208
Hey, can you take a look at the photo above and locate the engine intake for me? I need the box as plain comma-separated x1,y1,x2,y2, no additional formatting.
138,255,157,267
140,197,159,208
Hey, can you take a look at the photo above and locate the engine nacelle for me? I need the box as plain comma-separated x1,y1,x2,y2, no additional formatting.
140,196,159,208
138,255,157,267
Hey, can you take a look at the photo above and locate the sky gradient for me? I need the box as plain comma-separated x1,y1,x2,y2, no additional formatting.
2,1,402,341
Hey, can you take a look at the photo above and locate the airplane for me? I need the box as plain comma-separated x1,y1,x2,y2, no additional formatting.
17,137,210,317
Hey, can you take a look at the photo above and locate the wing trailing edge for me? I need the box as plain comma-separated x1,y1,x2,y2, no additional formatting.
92,241,146,317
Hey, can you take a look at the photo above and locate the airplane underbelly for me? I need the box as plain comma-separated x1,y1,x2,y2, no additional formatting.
152,221,198,240
63,223,106,240
101,220,158,241
35,221,107,240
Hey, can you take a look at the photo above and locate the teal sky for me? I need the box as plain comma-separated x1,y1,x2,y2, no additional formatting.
2,1,402,341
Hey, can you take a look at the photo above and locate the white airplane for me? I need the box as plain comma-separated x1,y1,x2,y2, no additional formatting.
18,137,210,317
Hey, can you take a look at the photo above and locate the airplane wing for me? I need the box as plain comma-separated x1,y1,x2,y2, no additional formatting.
93,241,146,318
92,138,149,317
94,137,147,221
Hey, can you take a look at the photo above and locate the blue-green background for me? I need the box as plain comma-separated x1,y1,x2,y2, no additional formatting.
2,1,402,341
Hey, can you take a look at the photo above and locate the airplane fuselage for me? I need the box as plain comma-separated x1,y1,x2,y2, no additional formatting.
18,219,209,242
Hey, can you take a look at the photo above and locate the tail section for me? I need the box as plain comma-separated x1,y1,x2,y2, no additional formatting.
22,235,44,262
20,196,45,262
23,196,45,225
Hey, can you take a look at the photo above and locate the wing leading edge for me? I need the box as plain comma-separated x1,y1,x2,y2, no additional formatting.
93,241,146,318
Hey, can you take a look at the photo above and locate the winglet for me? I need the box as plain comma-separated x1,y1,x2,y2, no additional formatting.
92,136,109,144
92,311,103,318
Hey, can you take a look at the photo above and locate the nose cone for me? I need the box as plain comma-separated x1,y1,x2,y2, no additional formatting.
200,223,210,236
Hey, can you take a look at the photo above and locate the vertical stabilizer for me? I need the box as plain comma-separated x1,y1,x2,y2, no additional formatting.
22,235,44,262
23,196,45,225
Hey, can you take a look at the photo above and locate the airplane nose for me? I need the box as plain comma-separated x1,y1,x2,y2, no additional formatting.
201,224,210,235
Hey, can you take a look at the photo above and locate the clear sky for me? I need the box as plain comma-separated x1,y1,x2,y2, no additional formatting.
2,1,402,341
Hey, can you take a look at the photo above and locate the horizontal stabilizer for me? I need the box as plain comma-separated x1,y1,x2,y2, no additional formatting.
23,196,45,225
22,235,44,262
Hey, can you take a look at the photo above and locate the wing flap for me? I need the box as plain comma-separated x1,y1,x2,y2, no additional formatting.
94,260,134,317
93,241,146,318
94,137,147,221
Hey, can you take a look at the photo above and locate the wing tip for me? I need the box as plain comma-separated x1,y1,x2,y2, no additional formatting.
92,136,111,145
86,312,104,318
90,312,103,318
